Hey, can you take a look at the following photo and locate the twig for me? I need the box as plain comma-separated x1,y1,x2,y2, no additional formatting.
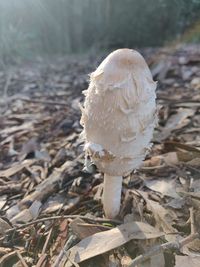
66,254,80,267
189,207,195,234
4,215,121,235
157,96,200,104
0,251,17,266
141,164,166,170
41,227,53,255
35,254,47,267
52,235,78,267
16,97,68,106
76,222,112,230
128,233,199,267
16,251,28,267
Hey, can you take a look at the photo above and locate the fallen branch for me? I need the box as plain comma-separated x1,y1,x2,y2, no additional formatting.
128,233,199,267
2,215,121,237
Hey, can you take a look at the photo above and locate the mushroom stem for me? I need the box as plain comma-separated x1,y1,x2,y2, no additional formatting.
103,174,122,218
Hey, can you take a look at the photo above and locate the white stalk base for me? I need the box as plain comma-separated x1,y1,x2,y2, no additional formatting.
103,174,122,218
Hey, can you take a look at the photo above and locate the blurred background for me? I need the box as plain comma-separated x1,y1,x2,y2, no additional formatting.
0,0,200,65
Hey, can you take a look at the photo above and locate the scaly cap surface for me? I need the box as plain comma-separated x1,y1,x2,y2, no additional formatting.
81,49,157,176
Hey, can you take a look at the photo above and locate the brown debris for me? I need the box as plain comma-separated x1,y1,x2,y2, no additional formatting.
0,45,200,266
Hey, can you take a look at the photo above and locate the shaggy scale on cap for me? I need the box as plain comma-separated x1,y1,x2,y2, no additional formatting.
81,49,157,176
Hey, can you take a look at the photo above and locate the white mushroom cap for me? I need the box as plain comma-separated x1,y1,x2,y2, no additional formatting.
81,48,157,176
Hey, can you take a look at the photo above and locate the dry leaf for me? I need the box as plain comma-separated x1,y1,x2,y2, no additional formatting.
144,179,180,199
138,191,178,240
0,218,12,235
0,159,37,178
64,222,163,265
0,196,6,210
19,137,40,160
10,200,42,224
175,255,200,267
155,108,195,142
0,121,34,137
51,219,69,255
0,247,12,256
138,254,165,267
143,152,179,168
6,205,21,220
70,218,109,239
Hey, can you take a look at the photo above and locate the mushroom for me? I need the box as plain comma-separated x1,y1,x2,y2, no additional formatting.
80,49,157,218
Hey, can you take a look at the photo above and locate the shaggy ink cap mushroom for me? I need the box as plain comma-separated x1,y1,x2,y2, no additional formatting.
80,49,157,218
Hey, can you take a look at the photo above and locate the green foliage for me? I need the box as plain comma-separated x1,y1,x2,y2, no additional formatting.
181,20,200,43
0,0,200,63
